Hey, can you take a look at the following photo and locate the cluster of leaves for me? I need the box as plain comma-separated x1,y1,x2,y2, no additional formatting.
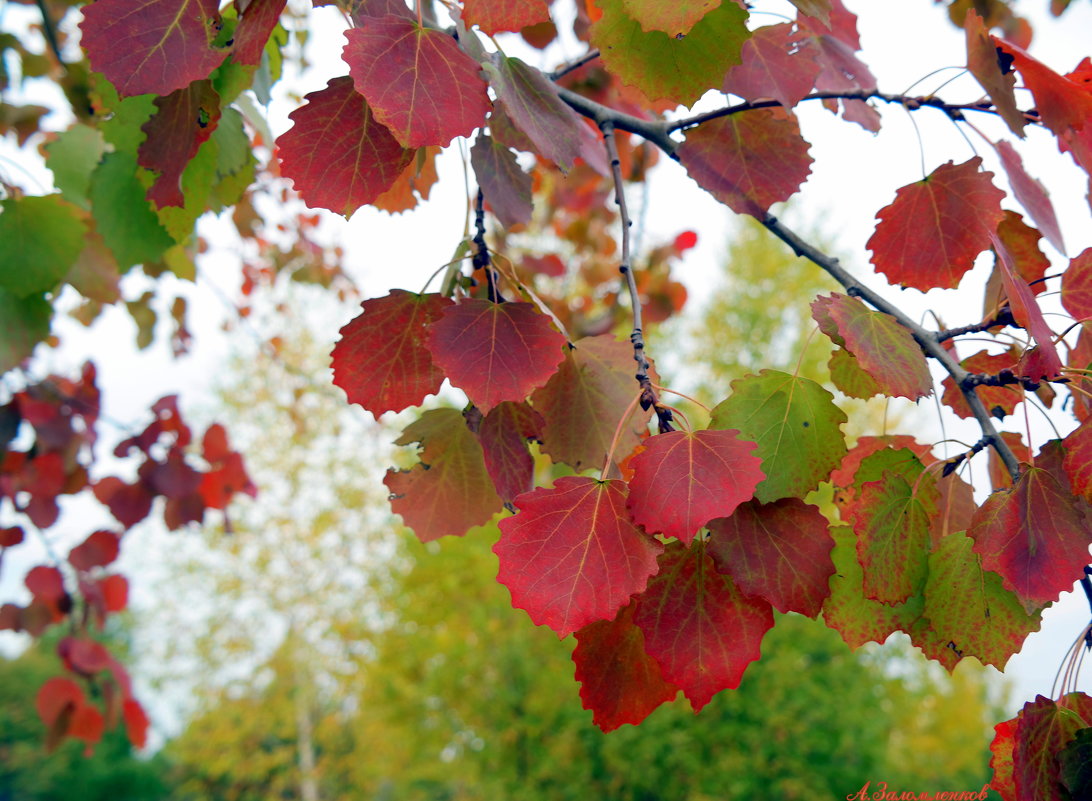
3,0,1092,795
0,365,255,751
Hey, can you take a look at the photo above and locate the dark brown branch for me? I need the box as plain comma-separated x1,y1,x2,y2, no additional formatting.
601,120,673,433
472,189,503,303
935,308,1016,342
549,50,601,81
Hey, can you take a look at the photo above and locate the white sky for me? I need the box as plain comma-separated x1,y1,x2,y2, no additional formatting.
3,0,1092,720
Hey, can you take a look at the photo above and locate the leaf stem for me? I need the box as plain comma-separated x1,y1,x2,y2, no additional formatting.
600,388,644,481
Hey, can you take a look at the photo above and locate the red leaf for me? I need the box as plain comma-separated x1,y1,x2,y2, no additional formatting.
723,23,820,109
137,80,221,209
343,17,490,148
707,498,834,617
331,291,453,415
199,453,256,509
277,76,414,216
79,0,227,97
997,38,1092,138
463,0,550,35
633,540,774,711
993,210,1051,297
427,300,566,413
626,429,764,543
531,335,655,472
67,703,105,747
93,477,154,528
868,157,1006,290
477,401,544,505
822,293,932,400
494,476,664,638
471,133,533,228
1014,694,1092,801
1063,420,1092,503
26,565,66,606
385,408,502,542
965,12,1026,137
36,676,83,728
68,531,120,572
940,349,1022,420
970,466,1092,609
0,525,24,547
996,140,1065,253
990,716,1018,801
673,231,698,252
123,699,149,749
201,423,231,463
992,231,1064,378
797,1,880,131
101,574,129,613
145,450,202,499
1063,248,1092,321
572,603,678,732
679,107,812,218
58,636,112,675
483,56,606,174
232,0,287,65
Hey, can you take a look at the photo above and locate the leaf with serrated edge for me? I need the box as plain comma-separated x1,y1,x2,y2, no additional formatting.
965,12,1026,137
1014,694,1092,801
710,369,847,503
621,0,720,36
232,0,287,65
343,17,490,148
723,23,820,109
572,603,678,732
626,429,763,543
463,0,550,34
478,401,544,505
331,290,452,416
633,540,773,712
680,108,812,218
924,532,1042,669
940,349,1021,420
471,133,533,228
494,476,663,638
990,717,1018,801
590,0,750,107
1063,248,1092,321
828,347,882,399
80,0,227,97
848,469,938,604
1063,419,1092,504
868,157,1005,291
277,77,414,216
385,408,502,542
822,524,925,649
969,466,1092,610
531,335,655,471
996,140,1065,253
823,293,932,400
997,38,1092,138
707,498,833,617
427,299,566,413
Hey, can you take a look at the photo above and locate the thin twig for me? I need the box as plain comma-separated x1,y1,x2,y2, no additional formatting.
473,189,503,303
549,49,601,81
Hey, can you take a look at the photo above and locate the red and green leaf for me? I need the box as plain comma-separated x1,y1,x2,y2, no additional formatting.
633,540,774,712
137,80,222,209
620,0,720,36
494,476,663,638
965,11,1026,137
463,0,551,34
1014,694,1092,801
940,349,1021,420
707,498,834,617
1063,419,1092,503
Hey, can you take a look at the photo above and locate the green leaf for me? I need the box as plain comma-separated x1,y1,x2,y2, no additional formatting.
709,369,847,503
156,134,220,241
0,195,87,297
590,0,750,107
43,125,106,209
0,289,51,373
924,532,1043,670
89,152,176,268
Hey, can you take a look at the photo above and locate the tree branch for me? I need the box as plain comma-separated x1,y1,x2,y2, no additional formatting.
472,189,503,303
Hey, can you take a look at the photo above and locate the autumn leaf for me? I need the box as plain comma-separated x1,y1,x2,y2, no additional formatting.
992,231,1064,378
276,76,414,216
68,531,121,572
231,0,287,66
723,23,820,110
707,497,834,617
990,717,1018,801
818,293,932,400
797,1,880,131
471,132,533,228
995,140,1065,253
923,532,1043,670
531,335,655,471
1014,694,1092,801
427,299,566,413
572,602,678,732
80,0,228,97
1063,419,1092,504
940,349,1021,420
590,0,750,107
620,0,721,36
632,540,774,711
373,146,441,213
0,195,87,298
138,80,222,209
828,347,882,399
625,429,763,543
343,17,490,148
385,408,503,542
1062,248,1092,321
1058,727,1092,801
997,38,1092,139
969,466,1092,610
477,401,544,505
868,157,1006,291
710,369,847,503
679,107,812,217
965,11,1026,137
331,290,452,416
463,0,551,34
494,476,663,638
